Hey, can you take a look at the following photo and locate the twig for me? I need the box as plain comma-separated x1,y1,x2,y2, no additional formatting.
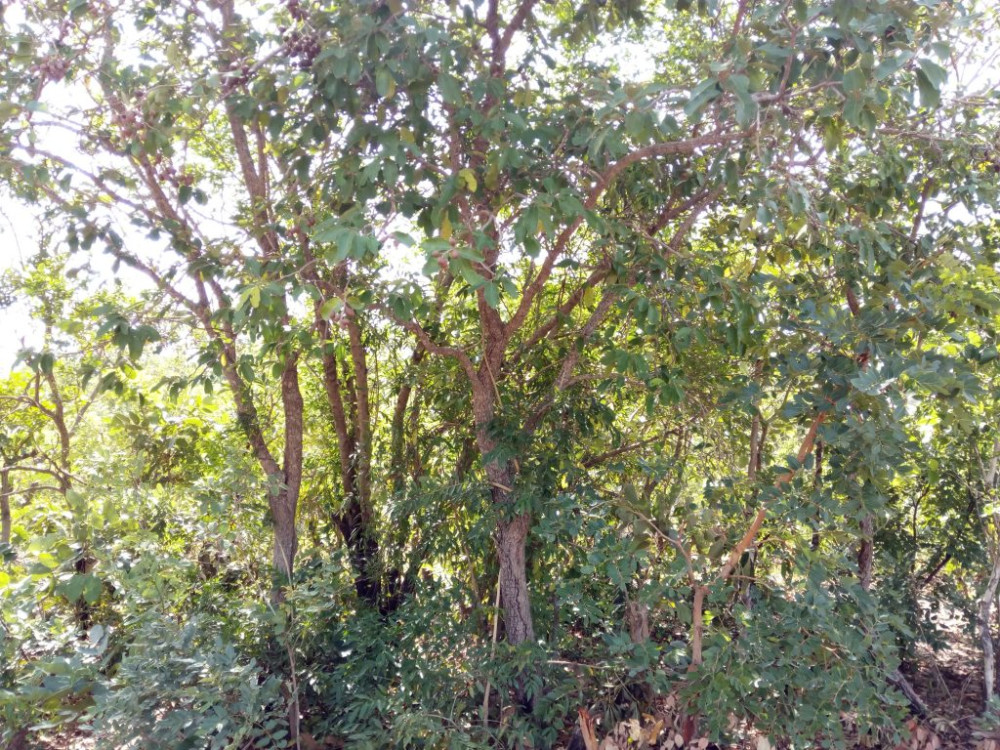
482,576,503,732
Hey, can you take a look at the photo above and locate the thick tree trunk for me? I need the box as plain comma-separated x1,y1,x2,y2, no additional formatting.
472,375,536,708
496,512,534,645
475,379,535,648
271,490,298,581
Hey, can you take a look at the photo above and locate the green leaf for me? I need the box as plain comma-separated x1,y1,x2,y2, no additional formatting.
438,73,463,106
483,282,500,309
842,68,866,94
82,574,102,605
128,333,143,361
320,297,343,319
874,51,912,80
685,78,721,119
392,231,416,247
455,258,485,288
917,58,947,90
458,168,478,192
39,352,55,375
915,69,940,108
58,573,101,604
68,0,89,17
375,66,396,99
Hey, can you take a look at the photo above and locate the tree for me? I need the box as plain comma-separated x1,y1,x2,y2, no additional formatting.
2,0,1000,745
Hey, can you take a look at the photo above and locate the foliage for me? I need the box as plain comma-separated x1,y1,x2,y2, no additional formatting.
0,0,999,747
89,615,290,750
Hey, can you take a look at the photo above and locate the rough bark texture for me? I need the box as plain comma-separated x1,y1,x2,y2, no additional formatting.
473,380,535,649
626,598,650,645
496,512,534,645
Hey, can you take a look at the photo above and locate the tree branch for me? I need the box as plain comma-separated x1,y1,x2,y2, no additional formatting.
716,411,827,584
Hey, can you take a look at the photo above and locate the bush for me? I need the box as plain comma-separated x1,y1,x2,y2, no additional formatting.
89,614,290,750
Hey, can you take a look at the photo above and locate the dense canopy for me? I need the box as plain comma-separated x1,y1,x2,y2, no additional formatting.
1,0,999,747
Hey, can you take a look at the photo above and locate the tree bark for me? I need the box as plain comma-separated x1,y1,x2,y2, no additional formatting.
317,317,382,606
472,376,535,650
1,468,11,547
980,552,1000,705
626,597,650,645
978,439,1000,706
858,514,874,592
390,349,424,494
496,511,534,645
272,355,303,582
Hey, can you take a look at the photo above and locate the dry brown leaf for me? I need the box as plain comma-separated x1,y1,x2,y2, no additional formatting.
578,708,599,750
643,718,665,744
625,718,642,742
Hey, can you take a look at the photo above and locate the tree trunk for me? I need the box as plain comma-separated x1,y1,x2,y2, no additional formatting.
496,512,534,645
272,356,303,583
475,381,535,648
317,316,384,608
979,441,1000,706
626,598,650,645
271,489,298,581
980,547,1000,705
473,375,536,708
1,468,11,547
858,514,874,591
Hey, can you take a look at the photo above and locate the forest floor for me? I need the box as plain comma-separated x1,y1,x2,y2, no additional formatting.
905,604,991,749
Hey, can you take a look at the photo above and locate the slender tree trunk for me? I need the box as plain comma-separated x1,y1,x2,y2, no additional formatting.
272,356,303,582
1,468,11,547
316,314,384,607
271,489,297,581
858,514,874,592
980,548,1000,705
812,440,823,550
626,598,650,645
979,440,1000,706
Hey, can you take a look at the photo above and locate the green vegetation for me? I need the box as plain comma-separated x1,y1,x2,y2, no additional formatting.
1,0,999,746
